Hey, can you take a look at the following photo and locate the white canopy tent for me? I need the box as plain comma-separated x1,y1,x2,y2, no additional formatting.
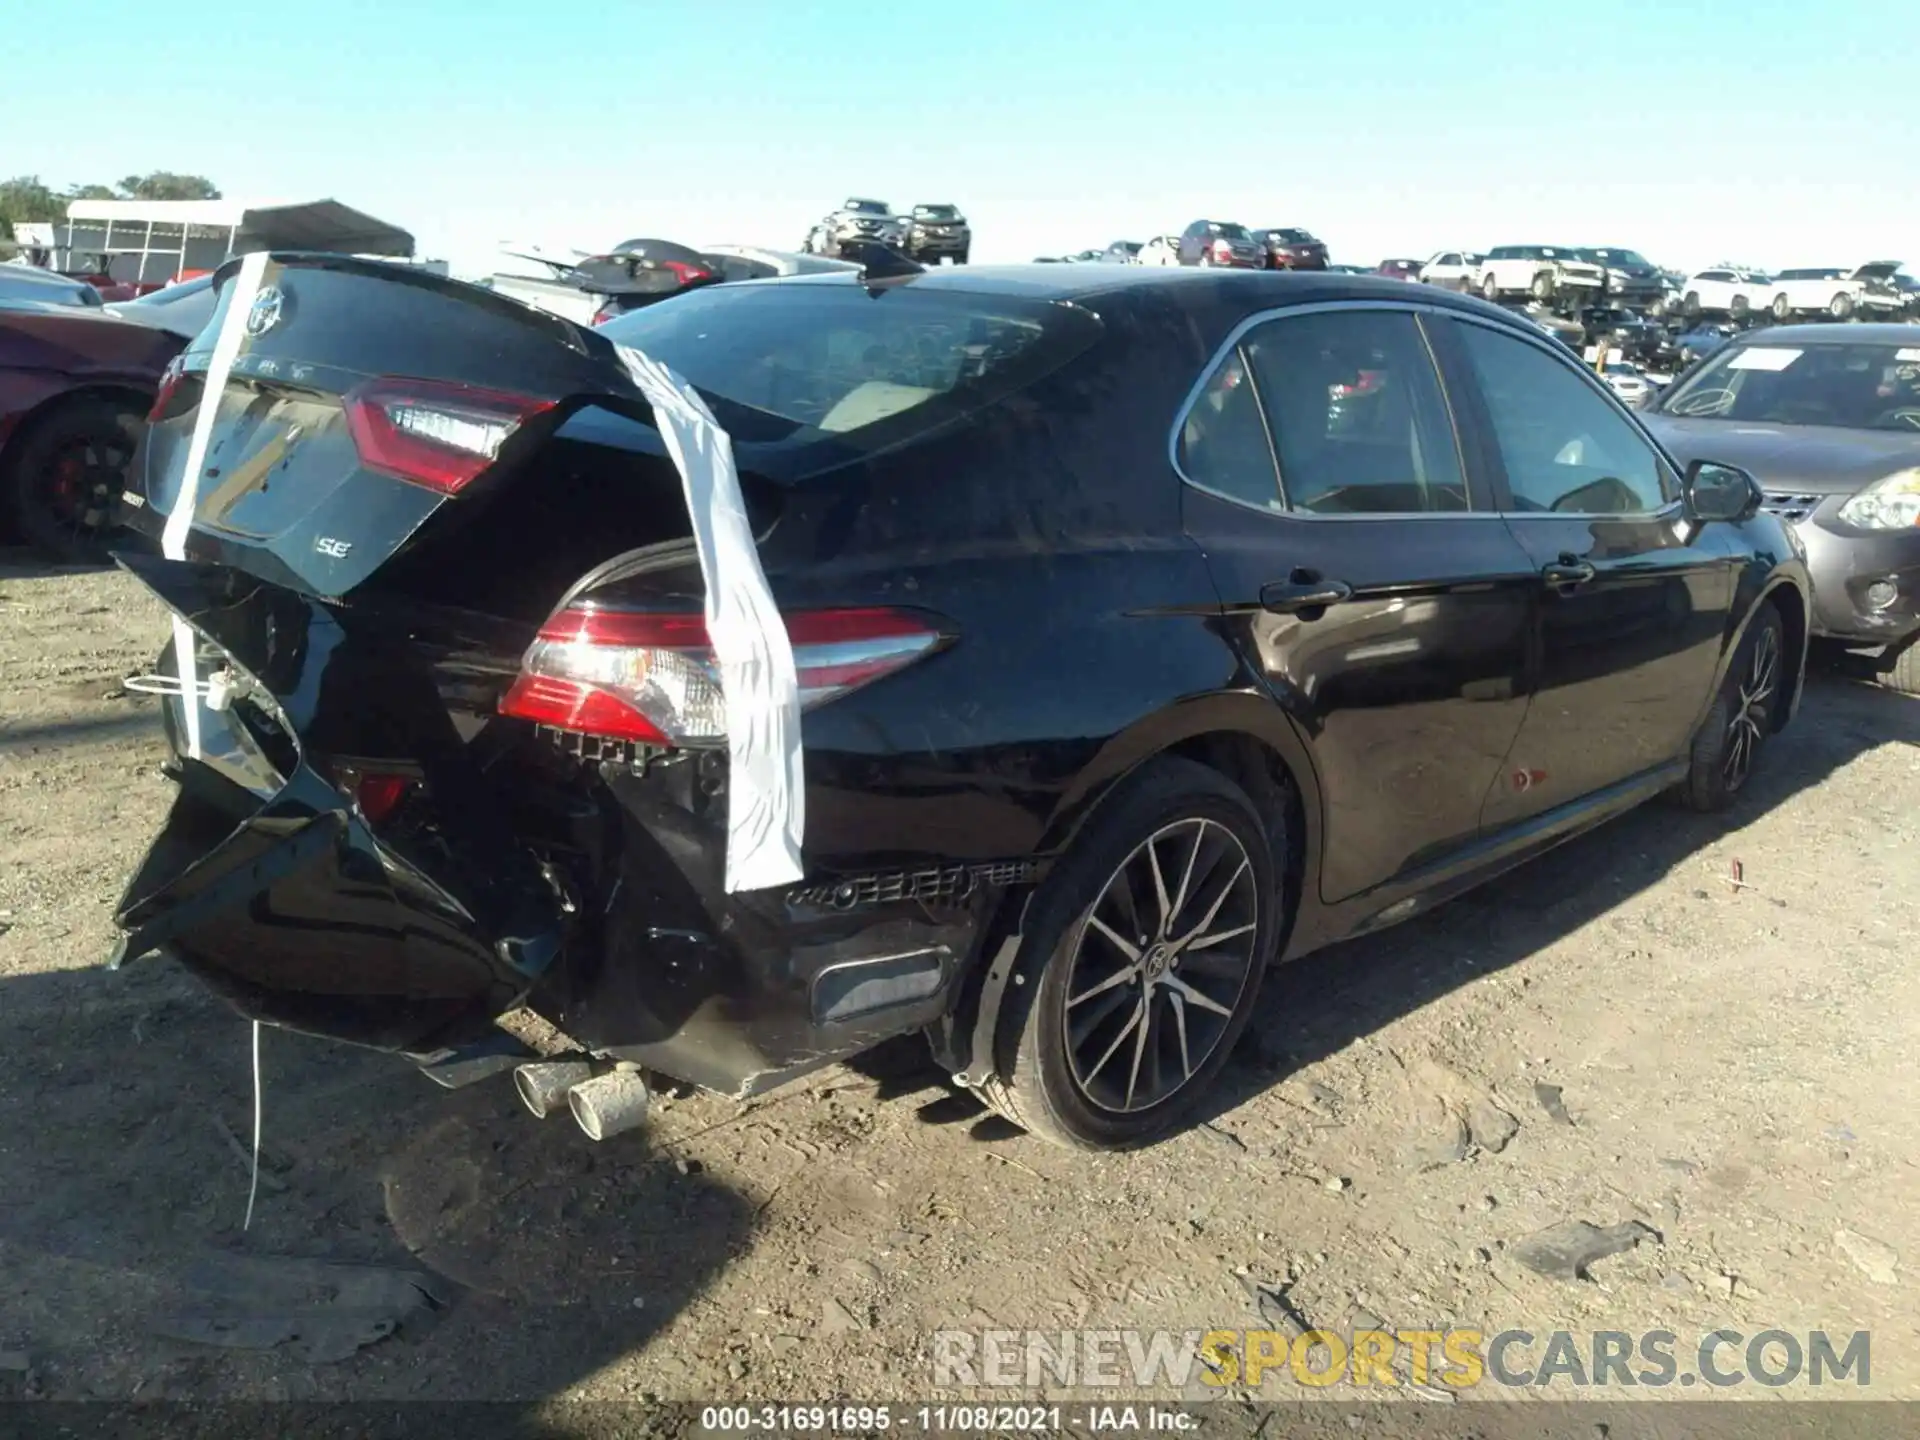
36,199,416,286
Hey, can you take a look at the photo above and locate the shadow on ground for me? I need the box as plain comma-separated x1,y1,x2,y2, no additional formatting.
0,955,756,1402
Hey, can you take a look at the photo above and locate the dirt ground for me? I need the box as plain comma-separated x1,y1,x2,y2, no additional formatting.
2,549,1917,1412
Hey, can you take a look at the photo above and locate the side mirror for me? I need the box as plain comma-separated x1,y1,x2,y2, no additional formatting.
1684,459,1762,524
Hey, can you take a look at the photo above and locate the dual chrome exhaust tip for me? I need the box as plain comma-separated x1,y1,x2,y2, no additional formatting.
512,1060,650,1142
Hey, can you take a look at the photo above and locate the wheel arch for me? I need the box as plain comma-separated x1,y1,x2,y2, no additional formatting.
937,695,1325,1085
0,381,154,477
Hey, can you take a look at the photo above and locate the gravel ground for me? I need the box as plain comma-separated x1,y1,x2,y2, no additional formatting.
1,551,1916,1411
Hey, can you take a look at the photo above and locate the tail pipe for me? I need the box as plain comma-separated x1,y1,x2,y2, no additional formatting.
512,1059,651,1142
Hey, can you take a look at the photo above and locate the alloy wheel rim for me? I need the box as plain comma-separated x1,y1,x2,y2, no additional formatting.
1061,818,1259,1114
41,434,130,543
1723,624,1779,790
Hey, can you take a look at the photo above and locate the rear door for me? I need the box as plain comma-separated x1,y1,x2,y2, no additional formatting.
1432,312,1736,829
1178,301,1537,904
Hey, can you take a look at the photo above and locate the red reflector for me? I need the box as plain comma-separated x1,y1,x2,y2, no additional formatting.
344,377,556,496
147,355,186,422
355,773,411,823
500,674,670,743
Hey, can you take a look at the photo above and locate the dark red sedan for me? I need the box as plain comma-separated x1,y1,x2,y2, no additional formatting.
0,307,184,558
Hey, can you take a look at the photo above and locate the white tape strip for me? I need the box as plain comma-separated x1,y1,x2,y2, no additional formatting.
161,251,271,760
613,345,805,893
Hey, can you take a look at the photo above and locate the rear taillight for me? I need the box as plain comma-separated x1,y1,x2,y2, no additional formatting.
344,377,556,496
589,301,618,326
148,355,186,422
500,606,947,746
1213,240,1233,262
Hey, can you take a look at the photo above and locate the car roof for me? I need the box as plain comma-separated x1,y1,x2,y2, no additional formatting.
774,262,1538,316
1727,323,1920,346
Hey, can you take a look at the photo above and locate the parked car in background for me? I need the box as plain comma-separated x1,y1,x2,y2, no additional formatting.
1580,307,1682,373
102,274,216,337
0,265,108,312
1891,272,1920,320
0,307,182,558
1680,267,1774,319
698,247,861,283
1644,323,1920,692
1176,221,1263,268
1673,322,1738,368
1478,245,1608,309
1252,228,1328,270
1767,263,1905,321
1138,236,1181,267
805,199,907,255
1374,258,1423,282
1598,361,1660,407
1097,241,1143,264
1419,251,1483,292
904,204,971,265
110,257,1807,1152
1577,247,1665,311
572,240,724,325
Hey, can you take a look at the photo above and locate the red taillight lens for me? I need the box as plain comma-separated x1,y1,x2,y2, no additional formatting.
1213,240,1233,262
500,606,947,747
148,355,186,422
355,773,411,823
660,260,713,285
343,377,556,496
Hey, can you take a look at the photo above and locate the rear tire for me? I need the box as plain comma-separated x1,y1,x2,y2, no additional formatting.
1672,605,1785,812
977,757,1282,1150
1830,292,1854,319
1481,273,1500,302
1730,294,1749,318
3,397,143,563
1531,272,1557,302
1883,638,1920,696
1772,293,1793,320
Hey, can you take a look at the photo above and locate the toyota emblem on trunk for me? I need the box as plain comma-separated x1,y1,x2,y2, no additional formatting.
245,287,286,336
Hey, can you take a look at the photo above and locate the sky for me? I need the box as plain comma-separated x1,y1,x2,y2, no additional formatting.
8,0,1915,280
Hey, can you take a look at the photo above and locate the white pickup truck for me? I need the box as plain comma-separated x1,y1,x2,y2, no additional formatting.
1475,245,1608,308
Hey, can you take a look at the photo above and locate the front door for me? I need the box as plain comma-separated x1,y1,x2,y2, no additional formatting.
1433,314,1736,829
1178,303,1537,903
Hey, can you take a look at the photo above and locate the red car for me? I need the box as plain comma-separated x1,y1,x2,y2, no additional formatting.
1374,258,1424,282
0,308,183,558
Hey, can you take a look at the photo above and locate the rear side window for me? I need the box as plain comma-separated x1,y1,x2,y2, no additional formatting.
1177,350,1281,509
1242,310,1467,514
597,280,1102,453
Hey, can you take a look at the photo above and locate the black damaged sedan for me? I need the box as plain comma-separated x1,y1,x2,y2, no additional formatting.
113,258,1809,1149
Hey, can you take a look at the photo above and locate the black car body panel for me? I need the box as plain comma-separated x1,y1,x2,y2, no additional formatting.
111,259,1810,1103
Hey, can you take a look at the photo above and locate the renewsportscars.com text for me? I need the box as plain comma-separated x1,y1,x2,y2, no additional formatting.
932,1327,1871,1390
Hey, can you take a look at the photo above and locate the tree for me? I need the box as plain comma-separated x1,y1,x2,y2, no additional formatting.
0,171,222,239
0,175,65,239
117,172,221,202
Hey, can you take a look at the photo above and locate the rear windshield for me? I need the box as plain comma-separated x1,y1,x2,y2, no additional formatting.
1662,341,1920,432
1270,229,1316,244
597,278,1104,459
1211,223,1251,240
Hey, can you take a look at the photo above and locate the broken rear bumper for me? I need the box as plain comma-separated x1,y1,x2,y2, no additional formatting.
110,552,1018,1097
